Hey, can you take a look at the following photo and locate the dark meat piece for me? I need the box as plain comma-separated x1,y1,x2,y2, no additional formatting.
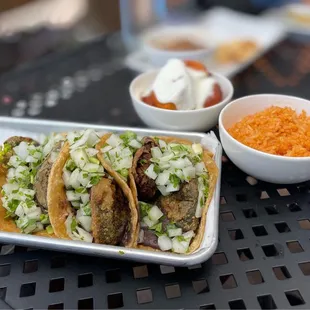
141,229,159,249
157,179,199,232
90,177,130,245
1,136,38,164
34,142,61,210
132,137,158,201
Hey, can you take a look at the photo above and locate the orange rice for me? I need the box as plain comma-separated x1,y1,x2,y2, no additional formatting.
228,106,310,157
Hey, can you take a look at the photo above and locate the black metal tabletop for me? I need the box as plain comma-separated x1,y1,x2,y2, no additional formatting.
0,34,309,310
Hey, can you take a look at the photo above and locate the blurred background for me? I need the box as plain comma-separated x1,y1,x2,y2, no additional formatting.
0,0,307,74
0,0,310,124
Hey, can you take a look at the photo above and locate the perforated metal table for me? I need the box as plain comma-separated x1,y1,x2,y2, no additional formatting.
0,34,309,310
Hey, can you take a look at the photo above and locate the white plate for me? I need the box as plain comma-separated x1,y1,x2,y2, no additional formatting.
125,7,286,78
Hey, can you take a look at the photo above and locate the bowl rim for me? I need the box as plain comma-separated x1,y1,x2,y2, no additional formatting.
141,25,213,55
219,93,310,161
129,69,234,114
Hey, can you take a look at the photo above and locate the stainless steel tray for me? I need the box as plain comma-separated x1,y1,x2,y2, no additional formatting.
0,117,222,266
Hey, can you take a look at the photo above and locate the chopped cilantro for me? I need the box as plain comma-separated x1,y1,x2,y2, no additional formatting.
153,137,159,144
71,217,77,232
151,222,162,233
153,164,161,174
89,157,100,165
82,203,91,216
66,159,76,171
0,143,12,163
7,199,19,212
169,174,180,188
5,210,14,219
90,175,101,186
118,168,129,179
120,131,137,145
140,202,152,218
118,250,125,255
155,231,167,237
76,187,87,194
171,144,189,153
192,154,202,165
40,214,50,224
46,225,54,234
167,223,177,230
200,197,204,207
139,159,147,165
176,235,186,242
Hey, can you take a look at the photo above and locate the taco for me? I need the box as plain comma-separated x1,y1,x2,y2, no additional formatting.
98,132,141,205
48,129,138,247
0,134,65,236
98,133,218,254
132,136,217,254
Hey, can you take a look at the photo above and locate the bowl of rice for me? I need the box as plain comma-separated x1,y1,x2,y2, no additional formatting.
219,94,310,184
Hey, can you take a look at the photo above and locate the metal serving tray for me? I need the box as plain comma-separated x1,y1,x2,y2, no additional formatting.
0,117,222,266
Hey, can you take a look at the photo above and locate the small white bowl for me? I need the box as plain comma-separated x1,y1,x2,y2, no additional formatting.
219,94,310,184
142,25,214,67
130,70,233,132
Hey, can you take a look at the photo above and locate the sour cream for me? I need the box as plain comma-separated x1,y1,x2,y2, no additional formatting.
152,59,217,110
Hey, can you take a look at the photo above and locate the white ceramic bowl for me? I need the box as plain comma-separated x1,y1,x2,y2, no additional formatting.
142,25,214,67
130,70,234,132
219,94,310,184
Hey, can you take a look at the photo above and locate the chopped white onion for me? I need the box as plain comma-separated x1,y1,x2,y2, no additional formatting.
166,183,180,193
148,205,163,222
83,163,101,173
182,166,196,180
63,170,71,188
168,228,182,238
106,134,123,147
85,148,98,157
157,185,170,196
159,153,174,163
114,157,132,170
78,171,90,187
66,191,80,201
80,193,90,204
175,169,184,180
158,235,172,251
195,162,205,175
101,145,113,153
70,130,91,149
8,156,21,168
129,139,142,149
78,215,92,232
159,139,167,149
144,164,157,180
156,171,170,186
183,230,195,240
86,131,100,147
138,229,144,243
70,149,88,169
13,142,29,161
76,227,93,242
170,158,186,169
33,222,44,232
15,204,25,218
143,216,158,228
151,147,163,159
7,168,15,179
69,169,81,189
192,143,203,154
27,208,42,220
172,237,188,254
